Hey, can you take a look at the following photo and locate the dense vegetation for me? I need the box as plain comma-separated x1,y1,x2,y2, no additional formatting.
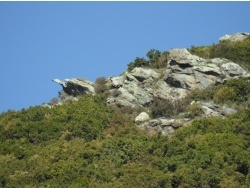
1,36,250,187
1,88,250,187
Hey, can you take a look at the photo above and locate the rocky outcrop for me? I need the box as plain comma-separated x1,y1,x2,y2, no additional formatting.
106,48,248,108
53,49,248,108
52,33,249,137
219,32,250,42
53,78,95,96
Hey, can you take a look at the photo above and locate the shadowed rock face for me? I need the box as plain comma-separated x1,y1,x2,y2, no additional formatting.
53,78,95,96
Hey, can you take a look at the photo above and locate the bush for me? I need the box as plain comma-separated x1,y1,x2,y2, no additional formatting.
213,86,237,104
187,87,216,102
94,77,107,94
150,97,188,118
188,45,210,59
186,103,202,118
225,78,250,102
127,49,169,71
127,57,148,71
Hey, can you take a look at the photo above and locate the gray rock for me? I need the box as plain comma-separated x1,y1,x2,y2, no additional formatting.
193,71,218,89
108,87,137,107
221,107,237,116
221,62,247,77
107,76,124,88
161,126,175,137
135,112,150,122
211,58,230,66
169,48,204,66
219,32,250,42
193,63,221,76
53,79,67,87
130,67,160,82
137,117,191,137
53,78,95,96
42,103,52,108
154,80,187,100
201,106,220,117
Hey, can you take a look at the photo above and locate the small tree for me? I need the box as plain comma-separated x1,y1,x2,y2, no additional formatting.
127,57,148,71
146,49,161,62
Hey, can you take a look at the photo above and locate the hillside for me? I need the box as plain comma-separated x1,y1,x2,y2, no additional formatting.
1,32,250,187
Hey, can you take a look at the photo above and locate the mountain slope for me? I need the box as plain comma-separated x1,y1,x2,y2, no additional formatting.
1,32,250,187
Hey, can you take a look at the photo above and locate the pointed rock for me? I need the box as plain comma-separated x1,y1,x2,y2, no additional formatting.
53,78,95,96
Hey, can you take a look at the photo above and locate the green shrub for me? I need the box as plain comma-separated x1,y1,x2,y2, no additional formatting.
150,97,174,118
225,78,250,102
213,86,237,103
127,57,148,71
150,97,188,118
187,87,216,102
127,49,169,71
188,45,210,59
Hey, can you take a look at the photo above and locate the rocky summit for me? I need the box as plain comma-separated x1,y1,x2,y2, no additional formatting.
53,33,250,136
54,49,248,108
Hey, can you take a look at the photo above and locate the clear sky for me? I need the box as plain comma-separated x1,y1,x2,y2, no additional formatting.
0,2,250,112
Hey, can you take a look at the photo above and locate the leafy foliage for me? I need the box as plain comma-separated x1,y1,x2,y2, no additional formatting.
127,57,148,71
213,86,237,104
127,49,169,71
1,92,250,187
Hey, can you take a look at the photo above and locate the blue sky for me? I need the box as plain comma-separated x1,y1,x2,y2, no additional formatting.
0,2,250,112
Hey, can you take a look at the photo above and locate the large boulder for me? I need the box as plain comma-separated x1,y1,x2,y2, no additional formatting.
169,48,205,66
135,112,150,122
221,62,247,77
130,67,160,82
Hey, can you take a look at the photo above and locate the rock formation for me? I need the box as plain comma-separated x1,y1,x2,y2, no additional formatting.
106,49,248,108
53,78,95,96
52,33,250,136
